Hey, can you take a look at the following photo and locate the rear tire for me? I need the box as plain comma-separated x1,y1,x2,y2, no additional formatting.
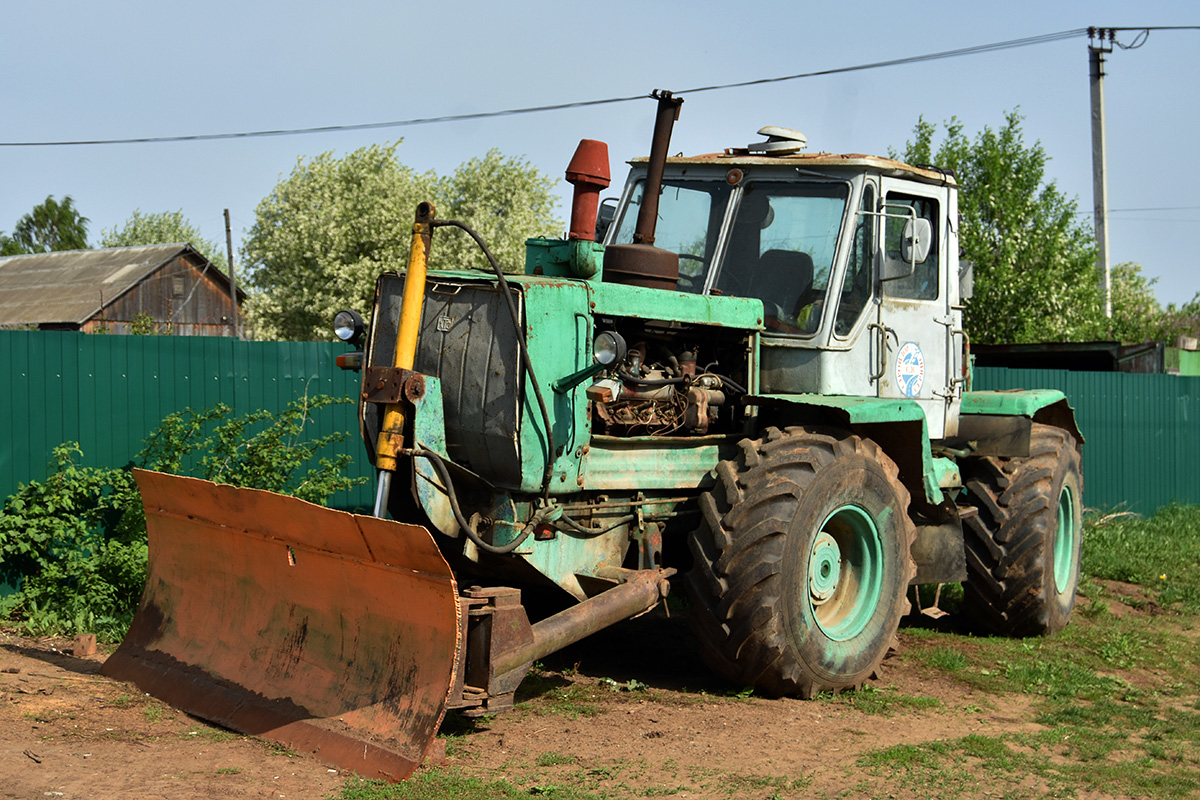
686,427,916,697
961,424,1083,636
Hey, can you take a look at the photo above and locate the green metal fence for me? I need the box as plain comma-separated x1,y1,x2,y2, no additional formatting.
1,333,1197,516
974,367,1200,513
0,331,375,510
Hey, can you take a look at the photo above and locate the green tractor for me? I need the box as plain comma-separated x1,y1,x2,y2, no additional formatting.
105,92,1083,780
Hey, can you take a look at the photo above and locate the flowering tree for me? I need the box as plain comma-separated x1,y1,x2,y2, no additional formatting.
241,143,561,341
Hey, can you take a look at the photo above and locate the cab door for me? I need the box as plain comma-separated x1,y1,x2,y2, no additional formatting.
873,179,955,439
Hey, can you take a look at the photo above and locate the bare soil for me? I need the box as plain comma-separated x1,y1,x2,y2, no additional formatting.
0,588,1177,800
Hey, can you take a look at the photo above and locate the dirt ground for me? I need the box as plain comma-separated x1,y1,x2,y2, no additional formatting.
0,595,1171,800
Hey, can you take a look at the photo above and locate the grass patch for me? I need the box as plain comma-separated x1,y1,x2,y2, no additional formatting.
535,751,577,767
817,684,942,716
596,677,648,693
870,507,1200,797
683,765,810,798
179,726,239,743
859,741,948,769
914,645,969,673
524,683,603,719
1084,505,1200,612
335,768,606,800
516,666,604,719
142,700,172,723
860,724,1200,799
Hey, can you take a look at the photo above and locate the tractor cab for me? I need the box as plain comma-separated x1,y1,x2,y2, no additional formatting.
606,138,966,439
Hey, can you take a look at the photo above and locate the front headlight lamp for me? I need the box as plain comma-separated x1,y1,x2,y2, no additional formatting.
593,331,627,366
333,309,365,346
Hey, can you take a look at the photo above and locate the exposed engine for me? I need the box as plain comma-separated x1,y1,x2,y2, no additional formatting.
589,318,750,437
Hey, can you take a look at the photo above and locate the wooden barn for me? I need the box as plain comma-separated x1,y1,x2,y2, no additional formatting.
0,244,245,336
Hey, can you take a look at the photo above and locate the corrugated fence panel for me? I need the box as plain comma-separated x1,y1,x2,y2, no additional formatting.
974,367,1200,513
0,331,373,511
4,332,1197,516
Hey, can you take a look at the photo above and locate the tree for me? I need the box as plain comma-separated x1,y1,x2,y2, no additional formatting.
895,113,1102,344
1108,262,1200,344
100,209,227,270
436,150,561,272
1,195,90,254
241,143,562,341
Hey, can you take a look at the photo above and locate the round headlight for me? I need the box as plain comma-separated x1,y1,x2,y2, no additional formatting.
593,331,627,366
333,309,365,344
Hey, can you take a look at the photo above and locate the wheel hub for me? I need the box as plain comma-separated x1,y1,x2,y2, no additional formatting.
808,532,841,605
1053,484,1078,594
808,505,885,642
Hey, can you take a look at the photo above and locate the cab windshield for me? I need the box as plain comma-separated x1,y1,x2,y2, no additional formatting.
612,179,733,293
714,183,849,335
612,178,850,335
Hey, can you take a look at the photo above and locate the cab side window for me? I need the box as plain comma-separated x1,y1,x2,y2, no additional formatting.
883,194,939,301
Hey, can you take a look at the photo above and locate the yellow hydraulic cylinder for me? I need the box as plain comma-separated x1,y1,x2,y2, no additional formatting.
374,202,436,474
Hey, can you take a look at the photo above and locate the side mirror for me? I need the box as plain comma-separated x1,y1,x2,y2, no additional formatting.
595,197,618,243
959,260,974,301
901,217,932,264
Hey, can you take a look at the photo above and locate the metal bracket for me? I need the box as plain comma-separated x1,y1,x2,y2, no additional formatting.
446,587,533,717
362,366,426,405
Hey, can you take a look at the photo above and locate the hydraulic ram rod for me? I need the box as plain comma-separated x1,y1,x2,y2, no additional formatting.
374,202,436,516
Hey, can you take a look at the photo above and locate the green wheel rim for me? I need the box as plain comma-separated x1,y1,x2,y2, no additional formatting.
1053,484,1078,594
807,505,884,641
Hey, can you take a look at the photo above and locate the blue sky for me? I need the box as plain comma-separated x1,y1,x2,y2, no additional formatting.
3,1,1197,306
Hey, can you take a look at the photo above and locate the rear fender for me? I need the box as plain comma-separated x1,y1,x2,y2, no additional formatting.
959,390,1083,455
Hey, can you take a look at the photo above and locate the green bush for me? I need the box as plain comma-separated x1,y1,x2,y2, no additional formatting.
0,395,366,640
138,395,363,504
0,444,145,640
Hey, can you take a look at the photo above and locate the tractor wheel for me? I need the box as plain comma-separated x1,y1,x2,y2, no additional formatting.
687,426,916,698
961,424,1083,636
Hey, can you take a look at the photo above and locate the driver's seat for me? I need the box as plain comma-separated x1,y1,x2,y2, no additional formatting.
752,249,815,320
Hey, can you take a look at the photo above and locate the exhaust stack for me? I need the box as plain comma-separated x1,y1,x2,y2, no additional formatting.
602,90,684,291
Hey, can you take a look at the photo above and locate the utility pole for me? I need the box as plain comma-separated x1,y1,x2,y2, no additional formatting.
1088,27,1114,319
224,209,240,339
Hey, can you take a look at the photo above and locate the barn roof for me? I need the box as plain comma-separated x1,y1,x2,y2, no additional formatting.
0,244,243,326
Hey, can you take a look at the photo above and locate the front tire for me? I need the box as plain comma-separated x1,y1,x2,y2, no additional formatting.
687,427,916,697
961,424,1083,636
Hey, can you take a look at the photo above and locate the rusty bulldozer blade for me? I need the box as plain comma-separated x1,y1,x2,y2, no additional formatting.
102,470,461,781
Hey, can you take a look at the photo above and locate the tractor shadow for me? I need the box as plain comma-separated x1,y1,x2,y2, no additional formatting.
0,638,104,677
532,600,728,696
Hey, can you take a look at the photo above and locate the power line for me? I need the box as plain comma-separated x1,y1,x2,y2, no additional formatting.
0,29,1092,148
1077,206,1200,214
1112,206,1200,213
1088,25,1200,50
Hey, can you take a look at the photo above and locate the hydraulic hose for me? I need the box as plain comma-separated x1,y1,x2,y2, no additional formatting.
431,219,556,500
412,448,533,555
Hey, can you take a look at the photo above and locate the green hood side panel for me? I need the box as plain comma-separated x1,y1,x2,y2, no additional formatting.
517,279,593,494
